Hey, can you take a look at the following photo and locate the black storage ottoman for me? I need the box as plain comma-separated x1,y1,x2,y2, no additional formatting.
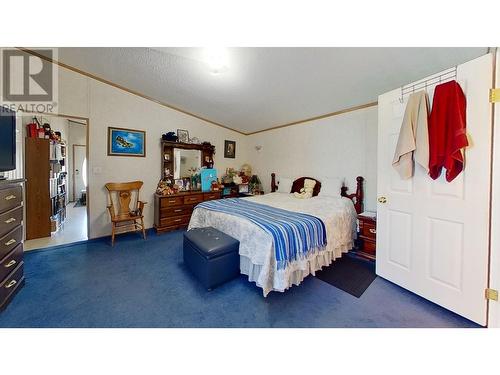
183,227,240,290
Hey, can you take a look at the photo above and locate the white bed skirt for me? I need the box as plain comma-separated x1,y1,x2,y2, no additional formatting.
240,241,353,297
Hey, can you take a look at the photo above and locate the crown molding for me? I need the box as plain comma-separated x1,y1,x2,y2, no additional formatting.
246,101,378,135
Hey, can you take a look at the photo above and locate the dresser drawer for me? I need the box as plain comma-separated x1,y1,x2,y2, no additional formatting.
0,243,23,282
360,221,376,240
203,192,221,201
0,206,23,238
184,194,203,205
161,205,194,218
160,196,184,208
0,225,23,259
160,214,191,227
0,186,22,213
0,262,24,309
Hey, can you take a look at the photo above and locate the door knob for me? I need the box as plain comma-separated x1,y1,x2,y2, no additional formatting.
378,196,387,204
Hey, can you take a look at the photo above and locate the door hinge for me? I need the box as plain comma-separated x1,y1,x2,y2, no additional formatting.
485,288,498,301
490,88,500,103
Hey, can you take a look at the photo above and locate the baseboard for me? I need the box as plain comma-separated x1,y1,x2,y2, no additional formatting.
24,227,159,253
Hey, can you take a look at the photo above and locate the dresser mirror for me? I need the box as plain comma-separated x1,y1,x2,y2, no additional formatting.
161,140,215,180
174,148,201,179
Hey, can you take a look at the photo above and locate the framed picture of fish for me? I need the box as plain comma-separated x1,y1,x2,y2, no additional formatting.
107,127,146,157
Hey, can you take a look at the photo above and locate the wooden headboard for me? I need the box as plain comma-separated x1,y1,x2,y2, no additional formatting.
271,173,364,214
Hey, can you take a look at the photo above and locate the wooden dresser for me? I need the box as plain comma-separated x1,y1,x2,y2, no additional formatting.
0,179,25,310
154,190,222,233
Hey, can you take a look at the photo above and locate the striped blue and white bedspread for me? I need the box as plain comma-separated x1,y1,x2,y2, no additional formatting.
195,198,327,270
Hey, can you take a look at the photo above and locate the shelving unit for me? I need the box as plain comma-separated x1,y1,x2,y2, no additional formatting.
49,142,67,232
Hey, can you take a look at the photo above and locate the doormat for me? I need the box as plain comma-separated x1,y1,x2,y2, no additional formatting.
315,256,376,298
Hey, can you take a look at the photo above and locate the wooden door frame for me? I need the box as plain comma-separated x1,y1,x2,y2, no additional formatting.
72,144,86,204
20,111,90,240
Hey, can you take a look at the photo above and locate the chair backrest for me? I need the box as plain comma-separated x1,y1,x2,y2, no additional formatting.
105,181,144,217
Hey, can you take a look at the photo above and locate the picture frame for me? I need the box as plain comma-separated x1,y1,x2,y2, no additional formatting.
174,179,184,190
238,184,249,193
107,127,146,157
177,129,189,143
224,140,236,158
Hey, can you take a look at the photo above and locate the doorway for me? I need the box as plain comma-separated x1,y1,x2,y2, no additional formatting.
23,115,89,250
72,144,87,206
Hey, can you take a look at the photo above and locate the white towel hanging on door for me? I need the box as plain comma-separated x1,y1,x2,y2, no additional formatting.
392,91,430,179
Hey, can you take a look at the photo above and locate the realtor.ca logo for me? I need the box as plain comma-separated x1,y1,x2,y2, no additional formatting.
1,48,58,114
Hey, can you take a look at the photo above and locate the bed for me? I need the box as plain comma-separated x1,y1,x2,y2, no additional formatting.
188,174,364,296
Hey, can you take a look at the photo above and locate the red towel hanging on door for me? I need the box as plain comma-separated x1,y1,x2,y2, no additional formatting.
428,80,468,182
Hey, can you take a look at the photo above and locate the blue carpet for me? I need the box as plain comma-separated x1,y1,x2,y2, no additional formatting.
0,230,480,328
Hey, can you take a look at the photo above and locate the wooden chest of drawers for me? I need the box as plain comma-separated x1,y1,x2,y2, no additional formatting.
0,180,25,311
154,191,222,233
357,213,376,260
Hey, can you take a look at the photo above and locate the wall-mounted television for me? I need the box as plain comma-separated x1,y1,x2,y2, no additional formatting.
0,108,16,177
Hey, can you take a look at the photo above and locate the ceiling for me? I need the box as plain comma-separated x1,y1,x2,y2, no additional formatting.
42,47,487,134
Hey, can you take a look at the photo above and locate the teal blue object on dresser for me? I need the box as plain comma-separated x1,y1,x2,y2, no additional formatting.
200,168,217,192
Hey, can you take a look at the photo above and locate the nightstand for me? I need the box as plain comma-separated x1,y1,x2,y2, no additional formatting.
357,212,376,260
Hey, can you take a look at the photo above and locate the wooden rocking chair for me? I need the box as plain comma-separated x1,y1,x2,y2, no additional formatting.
105,181,147,246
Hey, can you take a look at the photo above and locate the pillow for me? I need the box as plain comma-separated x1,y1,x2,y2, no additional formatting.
277,177,293,194
319,177,342,197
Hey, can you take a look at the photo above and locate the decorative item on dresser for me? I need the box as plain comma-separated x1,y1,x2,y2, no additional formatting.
154,191,222,233
356,212,376,260
0,179,25,310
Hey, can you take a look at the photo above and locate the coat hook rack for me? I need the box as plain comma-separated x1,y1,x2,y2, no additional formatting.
399,66,457,104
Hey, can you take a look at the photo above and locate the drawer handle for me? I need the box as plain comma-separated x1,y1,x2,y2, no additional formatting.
4,260,16,268
174,219,182,222
369,228,376,234
4,194,16,201
174,209,182,212
4,217,16,224
168,200,176,203
5,280,17,289
5,239,16,246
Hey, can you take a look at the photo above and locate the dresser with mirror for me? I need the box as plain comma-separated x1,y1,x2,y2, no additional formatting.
155,141,220,233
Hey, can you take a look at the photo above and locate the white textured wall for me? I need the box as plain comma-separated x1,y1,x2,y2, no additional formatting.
51,65,248,238
246,106,378,212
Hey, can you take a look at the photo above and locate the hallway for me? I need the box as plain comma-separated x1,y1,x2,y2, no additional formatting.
25,203,87,251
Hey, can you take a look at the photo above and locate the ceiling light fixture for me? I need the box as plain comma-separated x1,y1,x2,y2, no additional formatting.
203,47,229,74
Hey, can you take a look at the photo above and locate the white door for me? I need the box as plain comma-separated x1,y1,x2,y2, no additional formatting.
377,54,493,326
488,50,500,327
73,145,86,203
